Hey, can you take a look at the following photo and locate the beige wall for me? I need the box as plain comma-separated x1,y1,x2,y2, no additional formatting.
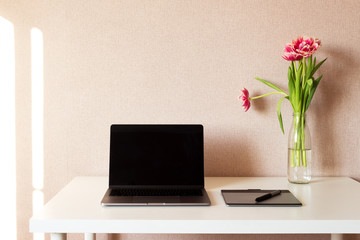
1,0,359,239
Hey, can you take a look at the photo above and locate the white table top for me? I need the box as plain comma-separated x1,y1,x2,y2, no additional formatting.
29,177,360,234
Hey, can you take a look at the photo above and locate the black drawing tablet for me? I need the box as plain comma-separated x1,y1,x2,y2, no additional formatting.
221,189,302,207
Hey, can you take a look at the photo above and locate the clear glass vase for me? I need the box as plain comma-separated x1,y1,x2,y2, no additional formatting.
288,113,311,184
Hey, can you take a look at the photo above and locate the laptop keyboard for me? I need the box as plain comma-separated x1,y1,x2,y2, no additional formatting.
110,188,203,197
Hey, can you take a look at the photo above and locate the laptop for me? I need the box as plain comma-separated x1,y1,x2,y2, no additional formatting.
101,124,211,206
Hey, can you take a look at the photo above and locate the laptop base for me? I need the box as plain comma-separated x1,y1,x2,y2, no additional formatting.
101,188,211,206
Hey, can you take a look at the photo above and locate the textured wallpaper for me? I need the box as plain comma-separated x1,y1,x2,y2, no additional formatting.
1,0,359,239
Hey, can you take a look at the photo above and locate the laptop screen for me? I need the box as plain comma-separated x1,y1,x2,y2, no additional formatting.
109,124,204,187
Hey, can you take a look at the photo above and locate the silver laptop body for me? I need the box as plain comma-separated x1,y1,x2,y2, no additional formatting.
101,124,211,206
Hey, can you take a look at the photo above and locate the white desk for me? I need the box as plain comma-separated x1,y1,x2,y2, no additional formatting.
29,177,360,240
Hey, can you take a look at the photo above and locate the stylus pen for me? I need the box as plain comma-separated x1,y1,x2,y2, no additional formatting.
255,190,281,202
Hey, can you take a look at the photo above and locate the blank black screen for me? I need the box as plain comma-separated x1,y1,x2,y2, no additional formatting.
109,125,204,187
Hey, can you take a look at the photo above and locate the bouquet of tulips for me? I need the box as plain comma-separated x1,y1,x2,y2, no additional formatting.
240,36,326,168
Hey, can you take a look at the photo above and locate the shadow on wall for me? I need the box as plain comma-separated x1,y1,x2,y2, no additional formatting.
312,46,356,177
204,131,259,177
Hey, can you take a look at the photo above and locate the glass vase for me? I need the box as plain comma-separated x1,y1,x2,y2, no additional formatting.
288,112,311,184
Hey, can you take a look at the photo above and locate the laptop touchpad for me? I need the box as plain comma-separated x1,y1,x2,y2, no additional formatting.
133,196,180,203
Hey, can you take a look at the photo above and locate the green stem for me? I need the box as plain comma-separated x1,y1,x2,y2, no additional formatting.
301,59,307,167
250,91,288,100
301,114,307,167
290,117,296,167
291,113,307,167
295,114,301,166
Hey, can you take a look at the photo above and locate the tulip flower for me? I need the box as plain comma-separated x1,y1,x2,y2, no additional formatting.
282,36,321,61
239,86,288,113
239,88,251,112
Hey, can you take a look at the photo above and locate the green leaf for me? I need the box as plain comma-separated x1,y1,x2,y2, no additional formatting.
310,58,327,77
302,81,312,112
277,96,287,134
287,66,292,83
294,63,303,112
305,56,313,80
287,67,295,109
306,78,313,87
291,63,297,108
291,61,296,80
254,77,287,94
315,74,323,84
305,75,323,111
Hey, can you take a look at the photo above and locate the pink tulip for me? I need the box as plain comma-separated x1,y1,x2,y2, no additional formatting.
282,36,321,61
282,46,303,61
239,88,251,112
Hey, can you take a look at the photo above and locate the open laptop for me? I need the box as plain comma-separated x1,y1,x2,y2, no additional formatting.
101,124,211,206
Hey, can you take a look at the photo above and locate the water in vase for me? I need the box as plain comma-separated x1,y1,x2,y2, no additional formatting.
288,148,311,184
